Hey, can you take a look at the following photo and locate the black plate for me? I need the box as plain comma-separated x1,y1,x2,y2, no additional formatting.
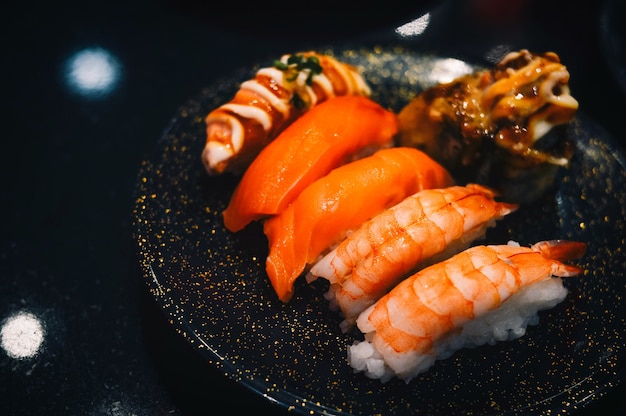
132,45,626,415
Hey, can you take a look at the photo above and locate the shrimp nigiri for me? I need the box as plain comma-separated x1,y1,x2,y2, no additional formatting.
263,147,454,303
223,95,397,232
203,52,371,175
348,240,587,383
309,184,518,331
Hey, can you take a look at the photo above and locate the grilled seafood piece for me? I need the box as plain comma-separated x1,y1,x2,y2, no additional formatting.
397,49,579,202
202,52,371,175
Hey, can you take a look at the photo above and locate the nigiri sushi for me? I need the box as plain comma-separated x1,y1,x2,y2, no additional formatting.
309,184,518,331
263,147,455,302
348,239,587,383
397,49,579,203
223,95,398,232
203,52,371,175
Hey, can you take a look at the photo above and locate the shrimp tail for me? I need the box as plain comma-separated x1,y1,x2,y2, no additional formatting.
531,239,587,262
530,239,587,276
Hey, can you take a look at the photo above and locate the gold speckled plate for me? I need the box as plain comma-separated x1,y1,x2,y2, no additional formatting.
132,45,626,415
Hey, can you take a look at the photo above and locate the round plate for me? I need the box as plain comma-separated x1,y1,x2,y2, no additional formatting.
132,45,626,415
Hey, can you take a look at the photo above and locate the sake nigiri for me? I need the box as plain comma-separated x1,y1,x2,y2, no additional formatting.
263,147,454,303
203,52,371,175
223,95,398,232
349,240,587,383
309,184,518,331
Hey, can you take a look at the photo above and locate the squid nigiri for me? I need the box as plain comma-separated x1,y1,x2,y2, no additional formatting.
348,239,587,383
203,52,371,175
222,95,398,232
263,147,454,303
309,184,518,331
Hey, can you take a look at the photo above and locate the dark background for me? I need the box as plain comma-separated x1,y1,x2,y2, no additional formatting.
1,0,625,414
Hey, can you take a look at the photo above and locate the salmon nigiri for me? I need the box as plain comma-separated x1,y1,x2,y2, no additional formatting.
222,95,398,232
263,147,455,302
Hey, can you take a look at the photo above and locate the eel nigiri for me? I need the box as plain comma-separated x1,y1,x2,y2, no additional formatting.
202,52,371,175
309,184,518,331
222,95,398,232
348,240,587,383
397,49,579,203
263,147,454,303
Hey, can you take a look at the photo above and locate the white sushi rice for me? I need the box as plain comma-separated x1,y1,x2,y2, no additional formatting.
347,277,568,383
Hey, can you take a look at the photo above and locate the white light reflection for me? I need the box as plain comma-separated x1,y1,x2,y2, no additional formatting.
395,13,431,38
428,58,474,84
64,47,121,98
1,311,45,359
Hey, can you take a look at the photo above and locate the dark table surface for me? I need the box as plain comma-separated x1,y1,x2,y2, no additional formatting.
2,0,625,414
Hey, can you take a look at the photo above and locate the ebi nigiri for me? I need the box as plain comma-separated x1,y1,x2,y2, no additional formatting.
348,240,587,383
222,95,398,232
309,184,518,331
263,147,454,302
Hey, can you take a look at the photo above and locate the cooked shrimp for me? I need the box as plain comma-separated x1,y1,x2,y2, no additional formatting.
309,184,518,331
263,147,454,303
351,240,586,382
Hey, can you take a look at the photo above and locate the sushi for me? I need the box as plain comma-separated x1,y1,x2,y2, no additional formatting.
202,52,371,175
347,240,586,383
396,49,579,203
308,184,518,331
222,95,398,232
263,147,454,302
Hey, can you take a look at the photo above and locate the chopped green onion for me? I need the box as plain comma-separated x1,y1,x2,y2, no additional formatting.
273,54,324,110
291,93,306,110
273,60,288,70
274,54,323,83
